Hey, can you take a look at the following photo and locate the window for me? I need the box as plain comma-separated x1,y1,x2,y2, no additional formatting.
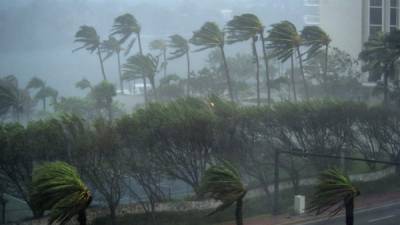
369,0,383,36
304,15,320,25
390,0,399,31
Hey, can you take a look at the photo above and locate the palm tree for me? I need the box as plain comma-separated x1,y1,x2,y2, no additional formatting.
101,37,124,91
150,39,168,78
111,13,148,102
123,54,159,100
73,25,107,81
190,22,234,102
301,26,331,93
30,162,92,225
267,21,308,100
309,168,360,225
168,34,191,96
200,161,247,225
26,77,45,90
0,76,32,121
226,13,271,105
359,30,400,105
75,78,92,91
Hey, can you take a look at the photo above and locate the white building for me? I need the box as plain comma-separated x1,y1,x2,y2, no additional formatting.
317,0,400,57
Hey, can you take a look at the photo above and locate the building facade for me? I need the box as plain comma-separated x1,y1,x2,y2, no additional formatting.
318,0,400,57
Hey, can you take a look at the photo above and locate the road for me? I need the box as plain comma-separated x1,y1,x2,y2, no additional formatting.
298,201,400,225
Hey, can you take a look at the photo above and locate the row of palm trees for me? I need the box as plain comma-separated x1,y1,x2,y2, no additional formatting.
73,13,332,105
0,76,58,122
32,161,359,225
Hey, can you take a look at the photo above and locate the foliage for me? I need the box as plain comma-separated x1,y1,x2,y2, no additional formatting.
111,13,141,55
309,168,360,216
30,161,92,225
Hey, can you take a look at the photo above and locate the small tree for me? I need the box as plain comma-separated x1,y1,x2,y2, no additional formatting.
309,168,360,225
30,162,92,225
200,161,247,225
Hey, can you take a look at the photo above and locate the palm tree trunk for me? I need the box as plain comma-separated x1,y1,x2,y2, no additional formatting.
117,51,124,92
97,47,107,81
220,46,234,102
186,51,191,96
323,45,329,96
296,47,309,100
235,195,244,225
290,55,297,102
252,36,261,106
77,209,87,225
345,198,354,225
150,77,157,100
109,205,117,225
384,71,389,106
137,32,148,103
260,31,271,105
163,49,167,77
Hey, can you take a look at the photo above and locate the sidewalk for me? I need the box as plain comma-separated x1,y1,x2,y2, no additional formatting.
220,191,400,225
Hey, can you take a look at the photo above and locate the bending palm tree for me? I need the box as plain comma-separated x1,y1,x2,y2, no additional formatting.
200,161,247,225
267,21,308,100
123,54,159,100
102,37,123,91
0,77,31,121
309,168,360,225
168,34,191,95
190,22,234,102
226,13,270,105
112,13,148,102
301,26,331,93
359,31,400,105
30,162,92,225
74,25,107,81
150,39,168,78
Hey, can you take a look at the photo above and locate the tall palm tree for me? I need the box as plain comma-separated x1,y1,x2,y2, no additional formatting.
301,26,331,93
26,77,45,90
359,30,400,105
30,162,92,225
101,37,124,91
0,76,32,121
267,21,308,100
200,161,247,225
150,39,168,78
190,22,234,102
34,86,56,112
309,168,360,225
168,34,191,96
111,13,148,102
226,13,271,105
73,25,107,81
123,54,159,100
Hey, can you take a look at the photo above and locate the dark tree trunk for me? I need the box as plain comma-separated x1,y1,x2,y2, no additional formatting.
97,47,107,81
109,205,117,225
137,32,148,103
260,31,271,104
117,51,124,92
163,49,167,77
1,198,6,224
290,55,297,102
235,196,244,225
186,51,191,96
77,210,87,225
252,36,261,106
345,198,354,225
296,47,309,100
220,46,234,102
384,72,389,106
